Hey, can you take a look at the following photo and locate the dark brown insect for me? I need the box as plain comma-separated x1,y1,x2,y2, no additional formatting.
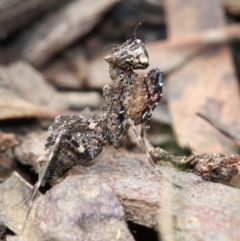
37,38,163,183
25,38,163,224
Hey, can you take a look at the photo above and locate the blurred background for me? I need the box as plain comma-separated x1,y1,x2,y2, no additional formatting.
2,1,240,240
1,0,240,159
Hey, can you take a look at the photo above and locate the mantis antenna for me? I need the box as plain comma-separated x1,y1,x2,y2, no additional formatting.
134,19,145,39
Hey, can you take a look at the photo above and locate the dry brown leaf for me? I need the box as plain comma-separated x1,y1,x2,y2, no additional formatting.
9,0,121,66
0,131,19,182
165,0,240,153
0,87,58,120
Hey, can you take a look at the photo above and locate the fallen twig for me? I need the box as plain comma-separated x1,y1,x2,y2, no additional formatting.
197,112,240,147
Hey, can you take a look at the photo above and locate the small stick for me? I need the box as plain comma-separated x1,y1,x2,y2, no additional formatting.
197,112,240,146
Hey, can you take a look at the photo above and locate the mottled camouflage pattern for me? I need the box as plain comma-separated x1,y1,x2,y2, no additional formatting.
37,38,163,183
